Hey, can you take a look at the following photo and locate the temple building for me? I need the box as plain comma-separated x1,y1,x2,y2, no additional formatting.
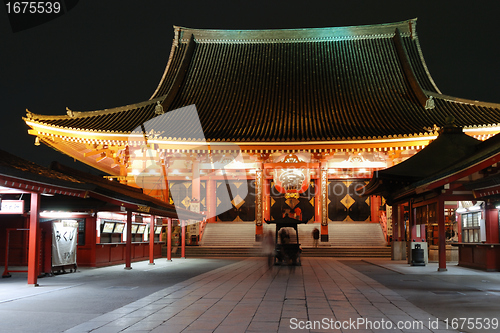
364,120,500,271
0,149,201,284
23,19,500,244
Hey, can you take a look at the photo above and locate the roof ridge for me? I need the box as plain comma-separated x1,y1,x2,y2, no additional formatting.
393,28,434,109
160,34,196,111
425,90,500,109
25,96,165,121
174,19,417,43
410,20,442,94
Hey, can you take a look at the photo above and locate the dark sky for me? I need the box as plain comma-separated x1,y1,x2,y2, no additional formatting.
1,1,500,173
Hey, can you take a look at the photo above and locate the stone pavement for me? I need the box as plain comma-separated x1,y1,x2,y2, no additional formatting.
62,258,459,333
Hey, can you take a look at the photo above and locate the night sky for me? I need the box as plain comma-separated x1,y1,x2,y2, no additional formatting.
1,1,500,173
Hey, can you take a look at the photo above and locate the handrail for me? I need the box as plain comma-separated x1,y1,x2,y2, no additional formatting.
3,228,29,278
379,211,389,243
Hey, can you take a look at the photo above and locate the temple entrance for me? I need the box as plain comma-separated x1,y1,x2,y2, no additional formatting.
328,180,371,222
169,179,255,222
270,181,315,222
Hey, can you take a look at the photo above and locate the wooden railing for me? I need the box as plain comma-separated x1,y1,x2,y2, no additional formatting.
379,211,389,243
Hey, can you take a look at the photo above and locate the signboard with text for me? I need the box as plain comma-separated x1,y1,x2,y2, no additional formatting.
0,200,24,214
52,220,78,267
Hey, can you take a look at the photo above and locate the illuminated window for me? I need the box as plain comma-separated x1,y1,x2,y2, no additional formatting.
461,212,480,243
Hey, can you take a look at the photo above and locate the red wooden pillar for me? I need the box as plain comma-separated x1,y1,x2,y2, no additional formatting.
149,215,155,265
255,169,264,241
408,200,414,242
125,210,132,270
192,161,200,202
393,204,401,241
166,218,172,261
320,167,329,241
486,208,499,243
437,198,447,271
27,192,40,285
315,178,321,223
371,196,380,223
402,204,409,241
88,216,97,267
181,220,186,259
264,178,270,221
206,179,216,223
41,223,52,274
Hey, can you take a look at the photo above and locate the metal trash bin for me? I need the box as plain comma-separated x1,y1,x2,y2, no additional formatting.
411,244,425,266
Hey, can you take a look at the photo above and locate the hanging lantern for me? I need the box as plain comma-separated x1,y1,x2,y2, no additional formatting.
273,168,310,195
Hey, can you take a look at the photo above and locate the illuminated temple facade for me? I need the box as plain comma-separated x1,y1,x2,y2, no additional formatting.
24,19,500,242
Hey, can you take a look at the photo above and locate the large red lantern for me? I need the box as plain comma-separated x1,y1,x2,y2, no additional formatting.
273,168,310,195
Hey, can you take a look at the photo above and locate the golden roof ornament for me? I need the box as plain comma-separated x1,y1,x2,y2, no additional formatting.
425,96,435,109
155,101,164,115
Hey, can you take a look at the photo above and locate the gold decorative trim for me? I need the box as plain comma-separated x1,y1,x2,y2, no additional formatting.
321,169,328,226
256,169,263,226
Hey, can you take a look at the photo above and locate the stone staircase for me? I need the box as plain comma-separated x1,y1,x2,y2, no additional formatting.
200,222,259,247
327,223,388,247
166,222,390,258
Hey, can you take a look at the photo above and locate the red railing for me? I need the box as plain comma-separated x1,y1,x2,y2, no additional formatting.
379,211,389,243
2,228,29,278
198,218,207,242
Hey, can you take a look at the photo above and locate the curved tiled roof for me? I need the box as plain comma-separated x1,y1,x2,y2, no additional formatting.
25,19,500,142
0,149,86,188
363,126,500,204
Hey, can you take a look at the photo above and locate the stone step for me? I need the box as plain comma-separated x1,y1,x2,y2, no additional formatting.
196,222,388,253
165,246,391,258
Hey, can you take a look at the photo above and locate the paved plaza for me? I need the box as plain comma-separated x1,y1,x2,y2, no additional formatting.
2,257,500,332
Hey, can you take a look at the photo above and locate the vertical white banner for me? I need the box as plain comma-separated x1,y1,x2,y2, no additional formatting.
52,220,78,266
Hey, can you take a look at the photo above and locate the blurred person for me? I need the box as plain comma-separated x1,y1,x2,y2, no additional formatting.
312,227,319,248
262,230,275,267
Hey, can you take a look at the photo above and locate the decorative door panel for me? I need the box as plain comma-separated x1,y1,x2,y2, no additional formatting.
169,181,192,209
328,180,370,222
199,181,207,212
168,180,207,211
216,180,255,222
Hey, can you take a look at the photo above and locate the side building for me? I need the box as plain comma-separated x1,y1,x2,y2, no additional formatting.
23,19,500,243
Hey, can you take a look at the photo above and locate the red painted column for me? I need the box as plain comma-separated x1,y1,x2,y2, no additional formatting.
408,201,414,242
402,204,408,241
407,201,414,265
181,220,186,259
27,192,40,285
391,205,398,242
255,169,264,241
371,196,380,223
315,178,321,223
149,215,155,265
167,218,172,261
264,178,270,221
320,167,329,241
192,161,200,202
41,224,52,274
88,216,97,267
486,208,499,243
125,210,132,270
206,179,216,223
437,198,447,271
